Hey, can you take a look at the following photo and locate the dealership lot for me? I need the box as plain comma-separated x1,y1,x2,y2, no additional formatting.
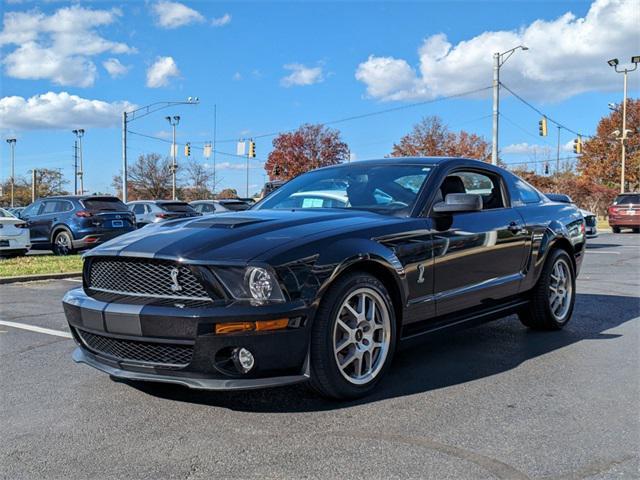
1,233,638,479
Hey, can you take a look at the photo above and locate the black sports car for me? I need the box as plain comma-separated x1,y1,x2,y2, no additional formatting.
62,158,586,399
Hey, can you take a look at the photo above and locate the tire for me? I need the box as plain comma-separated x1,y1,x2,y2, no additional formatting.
52,230,75,256
309,272,396,399
611,227,621,233
633,228,640,234
519,249,576,330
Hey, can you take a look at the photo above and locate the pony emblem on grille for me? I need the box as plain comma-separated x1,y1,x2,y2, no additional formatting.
170,267,183,292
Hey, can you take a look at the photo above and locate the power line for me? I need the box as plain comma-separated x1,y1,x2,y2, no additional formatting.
215,85,493,143
500,82,590,138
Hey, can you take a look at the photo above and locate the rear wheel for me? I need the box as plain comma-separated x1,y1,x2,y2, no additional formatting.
612,226,621,233
633,227,640,234
53,230,75,256
519,249,575,330
310,272,396,399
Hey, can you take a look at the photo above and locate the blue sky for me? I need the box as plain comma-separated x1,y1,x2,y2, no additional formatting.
1,0,638,196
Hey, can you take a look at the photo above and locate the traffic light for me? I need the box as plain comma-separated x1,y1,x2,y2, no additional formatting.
203,143,212,158
538,117,548,137
184,142,191,157
573,136,582,154
248,140,256,158
544,162,549,175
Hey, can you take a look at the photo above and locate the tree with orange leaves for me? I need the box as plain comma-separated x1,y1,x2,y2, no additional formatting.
577,98,639,191
265,124,350,181
390,116,491,161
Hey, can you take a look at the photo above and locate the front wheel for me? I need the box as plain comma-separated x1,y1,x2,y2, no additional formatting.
519,249,576,330
612,226,621,233
310,272,396,399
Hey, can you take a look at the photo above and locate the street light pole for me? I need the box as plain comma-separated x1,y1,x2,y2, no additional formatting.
72,129,85,194
121,98,199,203
6,138,16,207
166,116,180,200
491,45,529,165
608,56,639,193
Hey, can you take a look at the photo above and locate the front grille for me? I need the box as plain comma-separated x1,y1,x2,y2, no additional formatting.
78,329,193,368
88,258,212,301
585,215,597,227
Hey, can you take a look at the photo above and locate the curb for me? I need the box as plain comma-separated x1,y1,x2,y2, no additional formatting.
0,271,82,284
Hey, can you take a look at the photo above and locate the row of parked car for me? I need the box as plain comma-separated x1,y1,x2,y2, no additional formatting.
1,191,638,258
0,196,255,257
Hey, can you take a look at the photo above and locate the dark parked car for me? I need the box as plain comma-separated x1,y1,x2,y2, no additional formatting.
127,200,201,227
63,158,585,399
190,199,251,215
20,195,135,255
608,193,639,233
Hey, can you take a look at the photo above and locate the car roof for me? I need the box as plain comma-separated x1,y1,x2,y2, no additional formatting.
128,200,188,204
43,195,120,201
314,157,491,171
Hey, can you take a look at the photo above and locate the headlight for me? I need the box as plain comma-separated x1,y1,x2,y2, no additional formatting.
214,266,285,303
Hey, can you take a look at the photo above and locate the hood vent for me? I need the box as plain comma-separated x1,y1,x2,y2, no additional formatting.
188,217,265,229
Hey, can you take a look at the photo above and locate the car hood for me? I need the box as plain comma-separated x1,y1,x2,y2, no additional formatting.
86,209,396,263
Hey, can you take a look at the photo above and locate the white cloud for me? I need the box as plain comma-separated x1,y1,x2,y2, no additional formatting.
151,1,204,29
0,92,134,131
232,72,242,81
0,5,135,87
281,63,324,87
103,58,130,78
146,56,180,88
211,13,232,27
355,0,637,102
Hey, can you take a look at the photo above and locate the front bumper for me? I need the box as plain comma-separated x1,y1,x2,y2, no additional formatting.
63,288,312,390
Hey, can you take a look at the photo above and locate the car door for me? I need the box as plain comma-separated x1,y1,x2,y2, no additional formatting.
430,169,528,316
27,200,61,244
18,201,44,243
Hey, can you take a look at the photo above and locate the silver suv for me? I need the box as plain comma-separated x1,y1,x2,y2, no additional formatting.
127,200,200,227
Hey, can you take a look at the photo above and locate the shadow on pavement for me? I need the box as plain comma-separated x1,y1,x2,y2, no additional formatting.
585,242,622,249
120,293,639,412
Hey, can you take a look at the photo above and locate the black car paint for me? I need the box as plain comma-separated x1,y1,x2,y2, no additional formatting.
63,158,585,389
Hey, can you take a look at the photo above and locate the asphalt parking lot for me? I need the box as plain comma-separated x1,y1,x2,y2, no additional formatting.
1,232,638,480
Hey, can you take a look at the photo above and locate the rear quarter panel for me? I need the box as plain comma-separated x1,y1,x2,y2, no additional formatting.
515,202,585,292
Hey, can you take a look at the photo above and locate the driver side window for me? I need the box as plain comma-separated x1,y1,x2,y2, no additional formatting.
439,171,505,210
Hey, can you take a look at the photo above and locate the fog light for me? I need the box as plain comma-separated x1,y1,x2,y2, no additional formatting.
232,347,255,373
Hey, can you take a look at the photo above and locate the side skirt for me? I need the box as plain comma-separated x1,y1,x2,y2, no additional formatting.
398,297,529,350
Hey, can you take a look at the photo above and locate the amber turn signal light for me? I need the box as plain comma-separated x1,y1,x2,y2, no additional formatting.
215,318,289,335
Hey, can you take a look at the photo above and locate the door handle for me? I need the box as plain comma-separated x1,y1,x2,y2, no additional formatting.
508,221,523,233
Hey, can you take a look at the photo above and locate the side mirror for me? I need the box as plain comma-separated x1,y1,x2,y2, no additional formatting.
433,193,483,214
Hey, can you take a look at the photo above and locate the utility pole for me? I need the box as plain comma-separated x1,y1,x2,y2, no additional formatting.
122,112,127,202
31,169,37,203
213,104,217,196
608,56,639,193
166,116,180,200
556,126,561,173
6,138,16,208
491,46,529,165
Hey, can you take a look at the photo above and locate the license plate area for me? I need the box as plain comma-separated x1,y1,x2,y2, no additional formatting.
0,240,9,247
112,220,124,228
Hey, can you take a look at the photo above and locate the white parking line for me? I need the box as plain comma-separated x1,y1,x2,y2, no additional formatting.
64,278,83,283
587,251,621,254
0,320,72,338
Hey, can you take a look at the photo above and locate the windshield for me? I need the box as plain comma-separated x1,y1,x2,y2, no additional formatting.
0,208,15,218
257,163,432,216
614,194,640,205
83,198,128,212
161,202,196,213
